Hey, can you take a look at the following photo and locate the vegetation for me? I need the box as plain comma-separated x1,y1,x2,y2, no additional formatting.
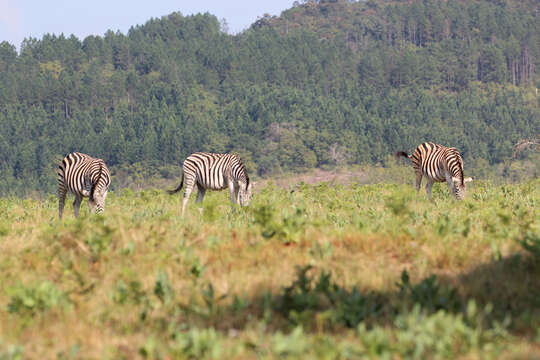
0,0,539,357
0,0,539,195
0,177,538,358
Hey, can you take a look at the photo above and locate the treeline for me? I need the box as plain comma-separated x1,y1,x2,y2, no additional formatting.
0,0,539,195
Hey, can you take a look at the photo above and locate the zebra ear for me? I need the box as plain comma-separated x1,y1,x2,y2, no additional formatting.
451,176,460,183
81,189,90,197
464,177,474,183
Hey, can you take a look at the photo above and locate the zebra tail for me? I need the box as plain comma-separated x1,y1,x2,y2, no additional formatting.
394,151,410,160
167,176,184,195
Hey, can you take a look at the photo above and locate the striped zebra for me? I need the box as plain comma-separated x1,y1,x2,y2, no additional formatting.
168,152,253,216
58,152,111,218
395,142,473,200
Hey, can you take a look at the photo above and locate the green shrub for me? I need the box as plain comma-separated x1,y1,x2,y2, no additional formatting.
252,205,306,244
270,327,309,357
7,281,69,315
357,302,507,359
397,270,462,313
276,266,379,328
154,270,175,305
113,280,147,305
519,230,540,260
171,328,222,359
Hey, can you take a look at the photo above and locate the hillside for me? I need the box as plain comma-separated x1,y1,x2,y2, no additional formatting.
0,0,539,195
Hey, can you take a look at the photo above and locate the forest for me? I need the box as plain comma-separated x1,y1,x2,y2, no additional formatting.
0,0,539,195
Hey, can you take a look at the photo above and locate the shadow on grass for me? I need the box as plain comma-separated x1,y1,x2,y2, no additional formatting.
447,253,540,335
174,254,540,337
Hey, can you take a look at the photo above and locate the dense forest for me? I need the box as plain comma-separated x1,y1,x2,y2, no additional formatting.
0,0,539,195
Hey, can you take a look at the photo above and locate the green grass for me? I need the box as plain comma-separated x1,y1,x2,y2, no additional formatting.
0,179,539,359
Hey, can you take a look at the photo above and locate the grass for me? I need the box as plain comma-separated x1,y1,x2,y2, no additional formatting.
0,176,539,359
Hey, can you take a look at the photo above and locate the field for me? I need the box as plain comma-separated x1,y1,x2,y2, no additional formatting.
0,174,539,359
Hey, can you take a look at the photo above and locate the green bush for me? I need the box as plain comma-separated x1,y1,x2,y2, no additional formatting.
252,204,307,244
357,302,507,359
171,328,222,359
519,230,540,260
7,281,69,316
397,270,462,313
270,327,309,357
112,280,147,305
276,266,379,328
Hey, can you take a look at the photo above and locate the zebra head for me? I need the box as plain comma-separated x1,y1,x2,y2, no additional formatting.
88,187,108,214
451,176,474,200
238,180,253,206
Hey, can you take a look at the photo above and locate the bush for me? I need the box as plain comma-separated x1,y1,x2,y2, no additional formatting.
397,270,462,313
171,328,222,359
252,204,307,244
519,230,540,261
357,302,507,359
7,281,69,315
276,266,380,328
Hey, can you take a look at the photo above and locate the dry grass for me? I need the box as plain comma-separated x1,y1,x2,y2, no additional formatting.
0,178,539,358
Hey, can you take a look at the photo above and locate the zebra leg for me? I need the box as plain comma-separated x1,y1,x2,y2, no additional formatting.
228,181,237,210
196,185,206,204
415,172,423,193
234,184,241,205
425,180,434,201
58,186,67,219
446,179,454,197
181,181,195,217
228,181,235,204
73,195,83,218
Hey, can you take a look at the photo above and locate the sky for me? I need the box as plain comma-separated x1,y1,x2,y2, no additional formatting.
0,0,294,50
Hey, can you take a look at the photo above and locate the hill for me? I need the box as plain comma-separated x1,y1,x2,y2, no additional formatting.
0,0,538,195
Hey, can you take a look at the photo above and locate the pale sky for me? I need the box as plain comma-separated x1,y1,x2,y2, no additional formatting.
0,0,295,50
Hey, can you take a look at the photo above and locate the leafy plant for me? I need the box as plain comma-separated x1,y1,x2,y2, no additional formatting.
357,302,507,359
113,280,147,305
171,328,222,359
270,327,308,357
7,281,69,315
397,270,461,313
276,266,378,328
252,205,307,244
154,270,175,305
519,230,540,260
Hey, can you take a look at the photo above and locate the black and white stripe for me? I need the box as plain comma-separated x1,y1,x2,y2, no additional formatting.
58,152,111,218
168,152,252,216
396,142,473,200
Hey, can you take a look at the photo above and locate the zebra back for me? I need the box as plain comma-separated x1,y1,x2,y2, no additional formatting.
184,152,250,191
412,142,464,184
58,152,111,198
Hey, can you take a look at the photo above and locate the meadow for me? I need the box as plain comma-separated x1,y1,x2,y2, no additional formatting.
0,174,539,359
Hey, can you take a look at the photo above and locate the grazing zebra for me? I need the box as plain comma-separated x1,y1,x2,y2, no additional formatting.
168,152,253,216
58,152,111,218
395,142,473,200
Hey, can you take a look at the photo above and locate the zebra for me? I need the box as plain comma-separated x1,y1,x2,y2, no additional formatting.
395,142,473,200
58,152,111,218
168,152,253,216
